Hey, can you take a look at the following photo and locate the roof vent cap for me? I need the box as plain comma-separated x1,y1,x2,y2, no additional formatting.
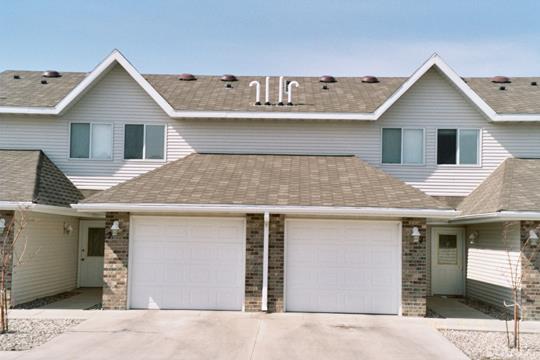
178,73,196,81
221,74,238,82
42,70,61,78
491,76,511,84
319,75,336,83
361,75,379,83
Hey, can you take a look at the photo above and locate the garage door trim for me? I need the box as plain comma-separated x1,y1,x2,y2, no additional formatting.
127,215,246,310
284,218,402,315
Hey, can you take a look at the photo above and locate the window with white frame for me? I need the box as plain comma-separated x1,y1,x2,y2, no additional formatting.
70,123,113,160
124,124,165,160
437,129,480,165
382,128,424,164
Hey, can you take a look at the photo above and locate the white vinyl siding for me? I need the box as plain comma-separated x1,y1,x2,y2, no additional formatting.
1,66,540,195
11,213,79,306
465,222,520,309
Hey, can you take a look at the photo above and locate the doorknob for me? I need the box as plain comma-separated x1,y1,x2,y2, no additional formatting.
81,258,85,262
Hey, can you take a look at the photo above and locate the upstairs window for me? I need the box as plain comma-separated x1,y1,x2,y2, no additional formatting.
382,128,424,164
70,123,113,160
437,129,480,165
124,124,165,160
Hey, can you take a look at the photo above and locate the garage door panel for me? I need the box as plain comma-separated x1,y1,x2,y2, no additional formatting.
130,217,244,310
286,219,400,314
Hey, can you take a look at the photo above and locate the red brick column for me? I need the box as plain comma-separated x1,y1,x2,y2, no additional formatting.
102,212,130,310
267,214,285,313
244,214,264,311
520,221,540,320
402,218,427,317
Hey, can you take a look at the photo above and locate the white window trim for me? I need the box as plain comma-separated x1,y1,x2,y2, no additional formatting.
68,122,114,161
123,123,167,161
380,127,426,166
436,128,482,167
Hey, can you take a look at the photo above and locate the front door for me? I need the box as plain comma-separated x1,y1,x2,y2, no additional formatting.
78,220,105,287
431,227,465,295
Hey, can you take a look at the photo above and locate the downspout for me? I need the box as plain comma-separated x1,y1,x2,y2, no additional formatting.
262,211,270,311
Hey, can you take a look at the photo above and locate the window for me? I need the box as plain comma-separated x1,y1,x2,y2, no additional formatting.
382,128,424,164
124,124,165,160
70,123,112,160
437,129,479,165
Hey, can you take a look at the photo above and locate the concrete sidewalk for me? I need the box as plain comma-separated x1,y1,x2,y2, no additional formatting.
3,311,468,360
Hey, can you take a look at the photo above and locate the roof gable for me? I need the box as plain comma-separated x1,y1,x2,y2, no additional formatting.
458,158,540,216
0,150,83,207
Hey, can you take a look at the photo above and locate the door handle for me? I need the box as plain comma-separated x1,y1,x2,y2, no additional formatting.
81,258,85,262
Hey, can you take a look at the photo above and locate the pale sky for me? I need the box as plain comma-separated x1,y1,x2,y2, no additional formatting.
1,0,539,76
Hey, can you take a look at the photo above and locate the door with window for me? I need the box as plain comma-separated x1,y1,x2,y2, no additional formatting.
79,221,106,287
431,228,465,295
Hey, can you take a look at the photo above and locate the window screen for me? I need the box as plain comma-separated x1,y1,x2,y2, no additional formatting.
382,128,402,164
459,129,479,165
124,125,144,159
437,129,457,164
145,125,165,159
70,123,90,158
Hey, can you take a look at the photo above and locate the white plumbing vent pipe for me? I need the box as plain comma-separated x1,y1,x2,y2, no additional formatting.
265,76,270,105
287,81,299,105
249,80,261,105
278,76,284,105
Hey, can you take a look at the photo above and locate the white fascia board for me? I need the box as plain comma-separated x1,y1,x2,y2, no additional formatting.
2,51,539,122
450,211,540,224
0,201,33,210
73,203,457,218
0,202,101,218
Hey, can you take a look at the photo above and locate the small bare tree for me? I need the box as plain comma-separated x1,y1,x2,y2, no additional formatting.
0,208,30,333
502,221,540,350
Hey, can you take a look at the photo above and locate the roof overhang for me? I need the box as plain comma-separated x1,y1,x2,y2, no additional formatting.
450,210,540,224
72,202,457,218
0,201,102,218
1,51,539,121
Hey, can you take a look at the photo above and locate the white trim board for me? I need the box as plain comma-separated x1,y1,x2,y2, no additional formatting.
1,51,539,122
73,203,457,219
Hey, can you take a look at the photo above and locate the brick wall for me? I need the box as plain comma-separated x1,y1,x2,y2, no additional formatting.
402,218,427,317
268,214,285,312
244,214,263,311
520,221,540,320
102,212,130,310
0,210,14,307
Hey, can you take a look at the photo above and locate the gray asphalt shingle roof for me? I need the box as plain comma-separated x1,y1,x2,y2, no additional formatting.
0,150,83,207
82,153,449,210
458,158,540,216
2,69,540,114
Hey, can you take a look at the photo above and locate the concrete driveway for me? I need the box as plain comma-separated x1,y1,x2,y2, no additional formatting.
9,311,468,360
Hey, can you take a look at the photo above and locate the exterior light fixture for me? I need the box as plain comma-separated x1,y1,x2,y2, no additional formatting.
63,222,73,235
468,231,479,245
411,226,421,243
111,220,121,236
529,230,539,247
0,218,5,235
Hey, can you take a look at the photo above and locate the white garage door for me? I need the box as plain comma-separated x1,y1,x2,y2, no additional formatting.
130,216,245,310
286,219,400,314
